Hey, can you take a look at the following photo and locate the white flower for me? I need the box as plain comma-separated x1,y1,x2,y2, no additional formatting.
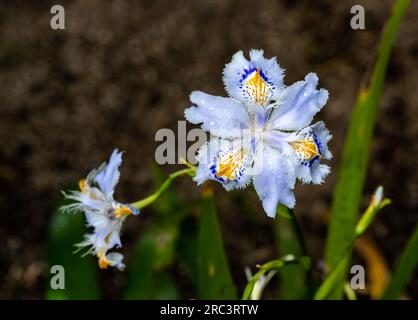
61,149,139,270
185,49,332,217
245,267,277,300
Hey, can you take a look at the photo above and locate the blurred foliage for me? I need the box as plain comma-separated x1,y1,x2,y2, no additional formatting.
124,165,185,299
176,216,199,290
47,198,100,300
123,221,181,299
382,225,418,300
324,0,410,299
355,236,389,298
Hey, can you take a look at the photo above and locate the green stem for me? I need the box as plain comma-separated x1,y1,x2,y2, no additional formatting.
288,210,314,298
131,167,195,210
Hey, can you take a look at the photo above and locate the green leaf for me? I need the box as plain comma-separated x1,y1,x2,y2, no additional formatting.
197,188,237,299
124,215,182,299
314,256,349,300
324,0,410,298
381,225,418,300
46,204,100,300
275,206,308,299
344,283,357,300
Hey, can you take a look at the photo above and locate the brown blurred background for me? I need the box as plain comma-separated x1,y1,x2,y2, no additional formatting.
0,0,417,299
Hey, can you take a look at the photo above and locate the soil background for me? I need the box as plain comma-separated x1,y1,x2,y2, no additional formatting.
0,0,417,299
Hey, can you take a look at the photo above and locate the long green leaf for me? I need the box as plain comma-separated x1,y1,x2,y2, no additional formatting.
197,188,237,299
46,205,100,299
324,0,410,298
314,256,349,300
381,225,418,299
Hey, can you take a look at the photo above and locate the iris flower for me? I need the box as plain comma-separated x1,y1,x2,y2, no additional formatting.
61,149,139,270
185,50,332,217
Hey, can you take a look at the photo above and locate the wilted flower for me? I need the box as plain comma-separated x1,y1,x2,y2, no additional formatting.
185,49,332,217
245,267,277,300
61,149,139,270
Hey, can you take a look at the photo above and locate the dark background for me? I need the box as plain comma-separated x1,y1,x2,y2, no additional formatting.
0,0,417,299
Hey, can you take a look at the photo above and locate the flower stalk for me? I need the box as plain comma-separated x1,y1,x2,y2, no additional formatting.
131,167,196,210
288,210,315,298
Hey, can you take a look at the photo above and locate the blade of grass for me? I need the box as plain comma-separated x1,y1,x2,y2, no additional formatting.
46,202,100,299
381,224,418,300
197,186,237,299
324,0,410,298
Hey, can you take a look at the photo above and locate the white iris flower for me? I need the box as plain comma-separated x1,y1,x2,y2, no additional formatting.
61,149,139,270
185,49,332,217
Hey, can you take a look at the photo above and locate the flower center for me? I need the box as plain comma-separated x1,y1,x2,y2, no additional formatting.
215,148,247,180
290,138,320,161
114,205,133,219
97,250,111,269
79,179,87,193
242,69,272,106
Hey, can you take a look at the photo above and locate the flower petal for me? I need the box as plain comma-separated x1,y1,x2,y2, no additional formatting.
263,130,295,156
223,49,284,106
268,73,329,131
60,190,105,213
106,221,123,249
85,211,109,230
106,252,125,271
185,91,251,138
284,121,332,184
253,144,296,217
194,137,253,191
94,149,123,198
